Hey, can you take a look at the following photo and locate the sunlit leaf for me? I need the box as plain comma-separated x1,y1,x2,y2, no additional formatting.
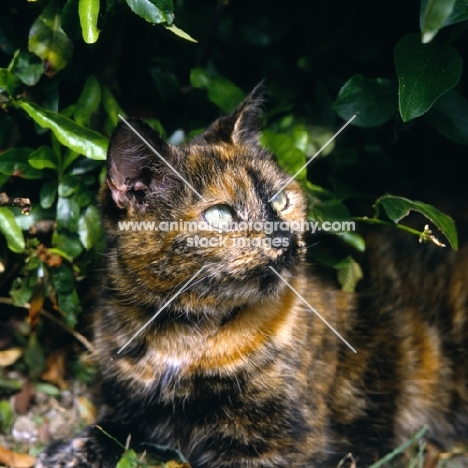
164,23,197,42
116,449,140,468
15,100,108,160
0,68,15,95
336,256,363,293
0,207,25,253
124,0,174,24
261,131,306,180
336,231,366,252
78,205,102,249
395,34,462,121
79,0,100,44
28,0,73,76
56,195,80,231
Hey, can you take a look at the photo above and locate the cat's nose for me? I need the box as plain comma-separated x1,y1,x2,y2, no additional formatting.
270,228,293,252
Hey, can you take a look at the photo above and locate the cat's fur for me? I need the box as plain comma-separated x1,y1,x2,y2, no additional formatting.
36,85,468,467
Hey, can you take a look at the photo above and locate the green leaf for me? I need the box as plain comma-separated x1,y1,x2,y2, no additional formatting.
376,194,458,250
24,333,45,378
333,75,398,127
0,400,14,432
61,0,82,40
124,0,174,24
40,180,58,209
395,34,463,122
336,256,363,293
28,146,58,170
190,69,245,113
260,131,307,180
102,86,125,127
308,200,351,223
56,195,81,231
28,0,74,75
50,263,74,293
307,249,363,292
15,100,108,160
52,231,84,258
13,206,55,232
164,23,197,42
58,289,82,327
9,50,43,86
78,205,102,249
10,275,38,307
79,0,100,44
420,0,456,43
336,231,366,252
58,175,80,197
35,382,61,396
0,68,15,96
445,0,468,25
73,76,101,126
425,90,468,145
0,148,43,179
116,450,140,468
0,208,26,253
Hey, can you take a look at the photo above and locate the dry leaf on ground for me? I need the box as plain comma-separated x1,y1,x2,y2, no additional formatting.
0,444,36,468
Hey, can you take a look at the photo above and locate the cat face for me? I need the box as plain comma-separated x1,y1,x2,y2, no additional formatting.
100,85,307,318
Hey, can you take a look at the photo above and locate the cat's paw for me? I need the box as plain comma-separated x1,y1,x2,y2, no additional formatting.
34,437,104,468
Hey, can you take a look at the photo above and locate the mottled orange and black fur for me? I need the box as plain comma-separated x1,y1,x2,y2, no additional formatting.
36,86,468,467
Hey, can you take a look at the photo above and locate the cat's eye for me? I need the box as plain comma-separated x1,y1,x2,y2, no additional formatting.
270,191,288,212
203,205,233,229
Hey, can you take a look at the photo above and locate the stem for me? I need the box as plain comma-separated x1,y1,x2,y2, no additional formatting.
352,217,423,237
0,298,95,353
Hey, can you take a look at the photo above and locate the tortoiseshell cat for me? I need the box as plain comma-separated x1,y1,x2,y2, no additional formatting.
36,85,468,467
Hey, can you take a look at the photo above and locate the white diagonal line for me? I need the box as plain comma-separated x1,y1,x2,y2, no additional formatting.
118,115,207,202
269,114,357,202
117,266,206,354
268,266,357,353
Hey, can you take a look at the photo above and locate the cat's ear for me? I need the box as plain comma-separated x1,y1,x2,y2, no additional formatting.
199,81,265,147
106,118,175,209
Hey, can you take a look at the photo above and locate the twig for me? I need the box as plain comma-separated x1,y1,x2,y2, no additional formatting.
0,192,32,214
352,217,446,247
39,309,96,353
0,297,95,353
